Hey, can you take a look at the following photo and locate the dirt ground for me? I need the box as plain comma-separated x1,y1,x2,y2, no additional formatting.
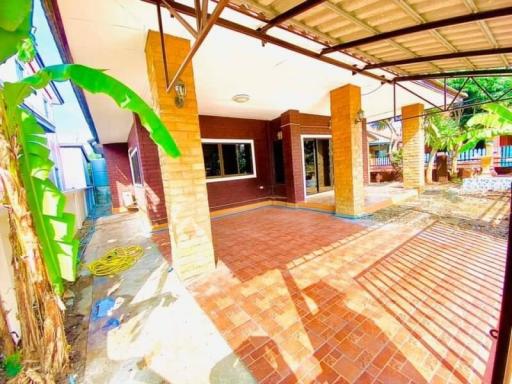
371,184,510,239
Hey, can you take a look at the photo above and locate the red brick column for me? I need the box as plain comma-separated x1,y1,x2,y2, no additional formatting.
103,143,132,212
281,110,305,203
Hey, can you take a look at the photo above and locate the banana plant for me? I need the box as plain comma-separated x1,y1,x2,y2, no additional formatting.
0,0,180,380
464,103,512,152
5,65,181,292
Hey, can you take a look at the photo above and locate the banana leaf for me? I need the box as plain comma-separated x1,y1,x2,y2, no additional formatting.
3,64,180,293
0,0,32,64
22,64,180,157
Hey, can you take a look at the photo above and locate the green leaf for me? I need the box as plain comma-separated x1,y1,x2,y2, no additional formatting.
11,110,74,293
2,352,22,378
0,10,32,64
23,64,180,157
0,0,31,31
17,36,36,63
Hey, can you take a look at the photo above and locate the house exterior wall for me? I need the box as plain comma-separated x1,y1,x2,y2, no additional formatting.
103,143,133,211
127,117,167,227
106,111,374,216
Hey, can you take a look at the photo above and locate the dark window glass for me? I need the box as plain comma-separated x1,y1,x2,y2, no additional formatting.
236,143,253,174
202,143,221,177
129,149,142,185
273,140,285,183
222,144,238,175
202,142,254,178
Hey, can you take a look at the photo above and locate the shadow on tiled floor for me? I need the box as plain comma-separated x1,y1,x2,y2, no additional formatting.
187,206,506,383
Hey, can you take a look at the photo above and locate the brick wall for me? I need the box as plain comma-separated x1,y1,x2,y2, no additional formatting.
199,115,274,210
103,143,132,210
127,116,167,227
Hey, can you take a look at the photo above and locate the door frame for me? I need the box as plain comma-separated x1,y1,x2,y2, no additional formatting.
300,134,332,199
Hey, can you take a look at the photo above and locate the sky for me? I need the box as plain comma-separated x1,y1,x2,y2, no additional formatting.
33,0,94,144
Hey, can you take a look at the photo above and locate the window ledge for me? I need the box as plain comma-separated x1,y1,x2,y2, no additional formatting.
206,174,257,183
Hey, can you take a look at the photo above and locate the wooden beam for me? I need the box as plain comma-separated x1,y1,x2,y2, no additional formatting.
162,0,198,37
166,0,229,92
258,0,325,33
321,6,512,54
364,47,512,69
194,0,202,30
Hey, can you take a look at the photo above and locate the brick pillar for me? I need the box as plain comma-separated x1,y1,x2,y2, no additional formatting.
281,110,305,203
330,84,365,218
145,31,215,279
362,118,369,185
402,103,425,191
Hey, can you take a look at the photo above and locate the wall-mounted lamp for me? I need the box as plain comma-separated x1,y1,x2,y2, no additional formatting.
174,79,186,108
355,109,365,123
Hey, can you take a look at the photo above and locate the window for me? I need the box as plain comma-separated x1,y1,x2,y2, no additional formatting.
129,148,142,185
201,139,256,182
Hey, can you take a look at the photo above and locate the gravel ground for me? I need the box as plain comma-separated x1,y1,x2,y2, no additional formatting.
370,184,510,239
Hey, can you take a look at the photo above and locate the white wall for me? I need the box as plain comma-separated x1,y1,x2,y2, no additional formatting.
0,208,21,344
63,189,89,232
60,147,87,190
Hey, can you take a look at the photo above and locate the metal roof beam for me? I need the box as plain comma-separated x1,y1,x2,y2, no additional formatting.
389,0,476,70
462,0,510,67
148,0,389,83
258,0,325,33
394,69,512,81
364,47,512,69
321,6,512,54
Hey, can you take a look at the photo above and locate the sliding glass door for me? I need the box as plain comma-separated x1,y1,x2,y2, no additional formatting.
303,138,333,196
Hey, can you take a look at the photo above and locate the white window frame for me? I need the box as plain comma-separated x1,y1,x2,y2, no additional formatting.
128,147,143,186
201,138,257,183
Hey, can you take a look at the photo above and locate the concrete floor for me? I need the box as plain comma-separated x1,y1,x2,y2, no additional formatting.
302,182,418,214
81,212,255,384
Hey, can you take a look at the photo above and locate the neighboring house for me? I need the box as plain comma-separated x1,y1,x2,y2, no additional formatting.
0,53,97,223
0,53,65,188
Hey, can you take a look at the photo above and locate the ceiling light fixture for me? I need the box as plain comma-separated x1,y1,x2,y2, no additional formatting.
232,94,250,103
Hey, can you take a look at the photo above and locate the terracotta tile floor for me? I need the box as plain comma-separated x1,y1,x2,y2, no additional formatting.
186,207,506,384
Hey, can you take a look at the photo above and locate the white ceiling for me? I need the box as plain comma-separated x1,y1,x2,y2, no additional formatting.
56,0,452,144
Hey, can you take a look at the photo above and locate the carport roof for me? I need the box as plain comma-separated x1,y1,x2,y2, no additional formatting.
42,0,511,143
225,0,512,78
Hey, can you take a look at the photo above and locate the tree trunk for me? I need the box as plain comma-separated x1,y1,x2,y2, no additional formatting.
0,295,16,356
450,144,462,179
426,148,438,184
0,92,67,382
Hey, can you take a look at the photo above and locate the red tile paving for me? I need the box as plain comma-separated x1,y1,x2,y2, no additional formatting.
185,207,506,383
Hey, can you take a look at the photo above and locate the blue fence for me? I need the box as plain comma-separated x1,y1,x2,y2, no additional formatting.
370,155,392,166
371,147,512,169
501,145,512,167
458,148,486,161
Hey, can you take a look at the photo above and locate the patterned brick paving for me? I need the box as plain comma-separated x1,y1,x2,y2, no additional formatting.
187,207,506,383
